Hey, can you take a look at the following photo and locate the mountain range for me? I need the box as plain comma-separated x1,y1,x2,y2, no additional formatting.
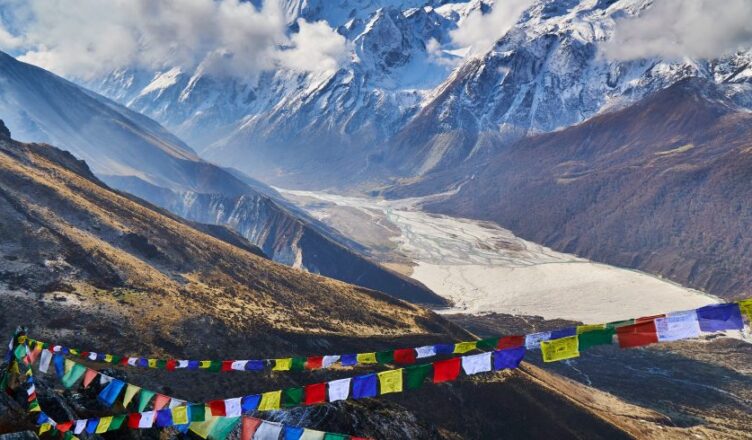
0,51,444,306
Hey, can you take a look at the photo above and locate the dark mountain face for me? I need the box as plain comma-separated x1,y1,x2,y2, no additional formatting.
426,78,752,299
0,51,446,306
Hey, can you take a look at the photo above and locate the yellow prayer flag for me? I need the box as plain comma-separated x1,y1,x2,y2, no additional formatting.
172,405,189,425
17,335,27,344
95,416,112,434
541,335,580,362
29,401,41,412
64,359,74,374
38,423,51,435
273,358,292,371
199,360,212,369
576,324,606,334
258,390,282,411
377,369,403,395
739,299,752,322
190,414,218,439
9,361,19,375
69,349,78,355
147,359,158,368
35,341,43,351
123,384,140,408
356,352,377,364
453,341,477,354
104,354,113,363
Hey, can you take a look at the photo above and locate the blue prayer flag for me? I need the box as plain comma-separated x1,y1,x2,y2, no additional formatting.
188,360,200,370
155,409,172,428
97,379,126,407
340,354,357,366
493,347,525,371
284,426,304,440
550,327,577,339
245,360,264,371
86,419,99,434
53,354,65,377
696,303,743,332
434,344,454,354
242,394,261,412
352,373,377,399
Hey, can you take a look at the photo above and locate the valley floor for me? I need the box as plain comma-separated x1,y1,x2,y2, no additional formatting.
279,189,717,322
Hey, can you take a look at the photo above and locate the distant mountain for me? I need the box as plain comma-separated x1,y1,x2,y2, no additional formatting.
0,51,446,306
425,78,752,299
0,124,647,439
86,0,752,188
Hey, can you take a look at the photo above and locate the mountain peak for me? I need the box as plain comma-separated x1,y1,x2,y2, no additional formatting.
0,119,10,140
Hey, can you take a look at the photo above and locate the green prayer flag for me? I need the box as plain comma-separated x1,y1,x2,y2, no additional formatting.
578,328,615,351
63,432,73,440
61,363,86,388
404,363,432,390
323,433,348,440
376,351,394,364
14,344,27,360
111,355,121,365
206,361,221,372
282,387,304,407
190,404,206,422
605,319,634,329
476,337,500,350
156,360,167,370
291,357,306,371
109,415,126,431
207,416,240,440
138,389,156,412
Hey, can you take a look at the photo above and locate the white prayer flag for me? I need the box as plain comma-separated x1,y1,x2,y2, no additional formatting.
656,311,700,342
327,378,351,402
127,358,138,367
139,411,156,428
253,421,283,440
525,332,552,349
39,349,52,373
462,352,492,375
300,429,326,440
177,360,189,369
100,374,113,385
224,397,242,417
88,352,97,361
415,346,437,359
169,398,185,409
74,420,87,434
322,355,340,368
52,345,62,353
231,360,248,371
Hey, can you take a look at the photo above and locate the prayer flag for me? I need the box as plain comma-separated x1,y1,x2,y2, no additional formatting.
172,406,189,425
224,397,242,417
415,345,436,359
352,373,377,399
340,354,357,366
127,413,141,429
376,351,394,364
525,332,552,349
453,341,477,354
209,400,226,417
378,369,403,394
242,395,260,412
476,337,500,350
578,328,615,351
245,360,264,371
282,387,304,408
291,357,306,371
148,359,158,368
86,419,98,434
306,356,323,369
39,424,51,435
54,354,65,377
138,390,156,412
39,349,52,373
190,414,218,439
57,421,73,433
328,378,351,402
155,409,172,428
190,404,207,422
494,346,525,370
433,358,461,383
208,416,239,440
61,361,86,388
322,355,340,368
739,299,752,322
497,335,525,350
323,434,348,440
95,417,112,434
577,324,606,334
153,394,170,411
98,379,126,407
655,311,700,342
356,353,377,364
301,430,326,440
434,344,454,355
284,426,304,440
258,390,282,411
273,358,292,371
404,363,432,390
393,348,416,365
616,321,658,348
74,420,87,434
221,361,233,372
241,417,262,440
696,303,743,332
82,369,98,388
304,383,327,405
605,319,634,329
541,335,579,362
123,384,140,408
550,327,577,339
254,421,283,440
461,352,492,375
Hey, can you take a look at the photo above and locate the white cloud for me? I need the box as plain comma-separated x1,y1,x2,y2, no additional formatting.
601,0,752,60
0,0,349,79
450,0,533,55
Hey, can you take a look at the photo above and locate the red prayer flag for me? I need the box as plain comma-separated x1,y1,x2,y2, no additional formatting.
82,369,98,388
497,335,525,349
433,358,461,383
304,383,327,405
393,348,416,365
635,314,664,323
241,417,262,440
166,359,177,372
208,399,227,416
56,422,73,433
27,392,36,402
221,360,233,372
120,357,130,366
617,321,658,348
153,394,170,411
306,356,323,370
128,413,141,429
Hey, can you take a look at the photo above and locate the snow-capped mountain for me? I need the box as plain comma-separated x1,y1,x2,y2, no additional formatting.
86,0,752,189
